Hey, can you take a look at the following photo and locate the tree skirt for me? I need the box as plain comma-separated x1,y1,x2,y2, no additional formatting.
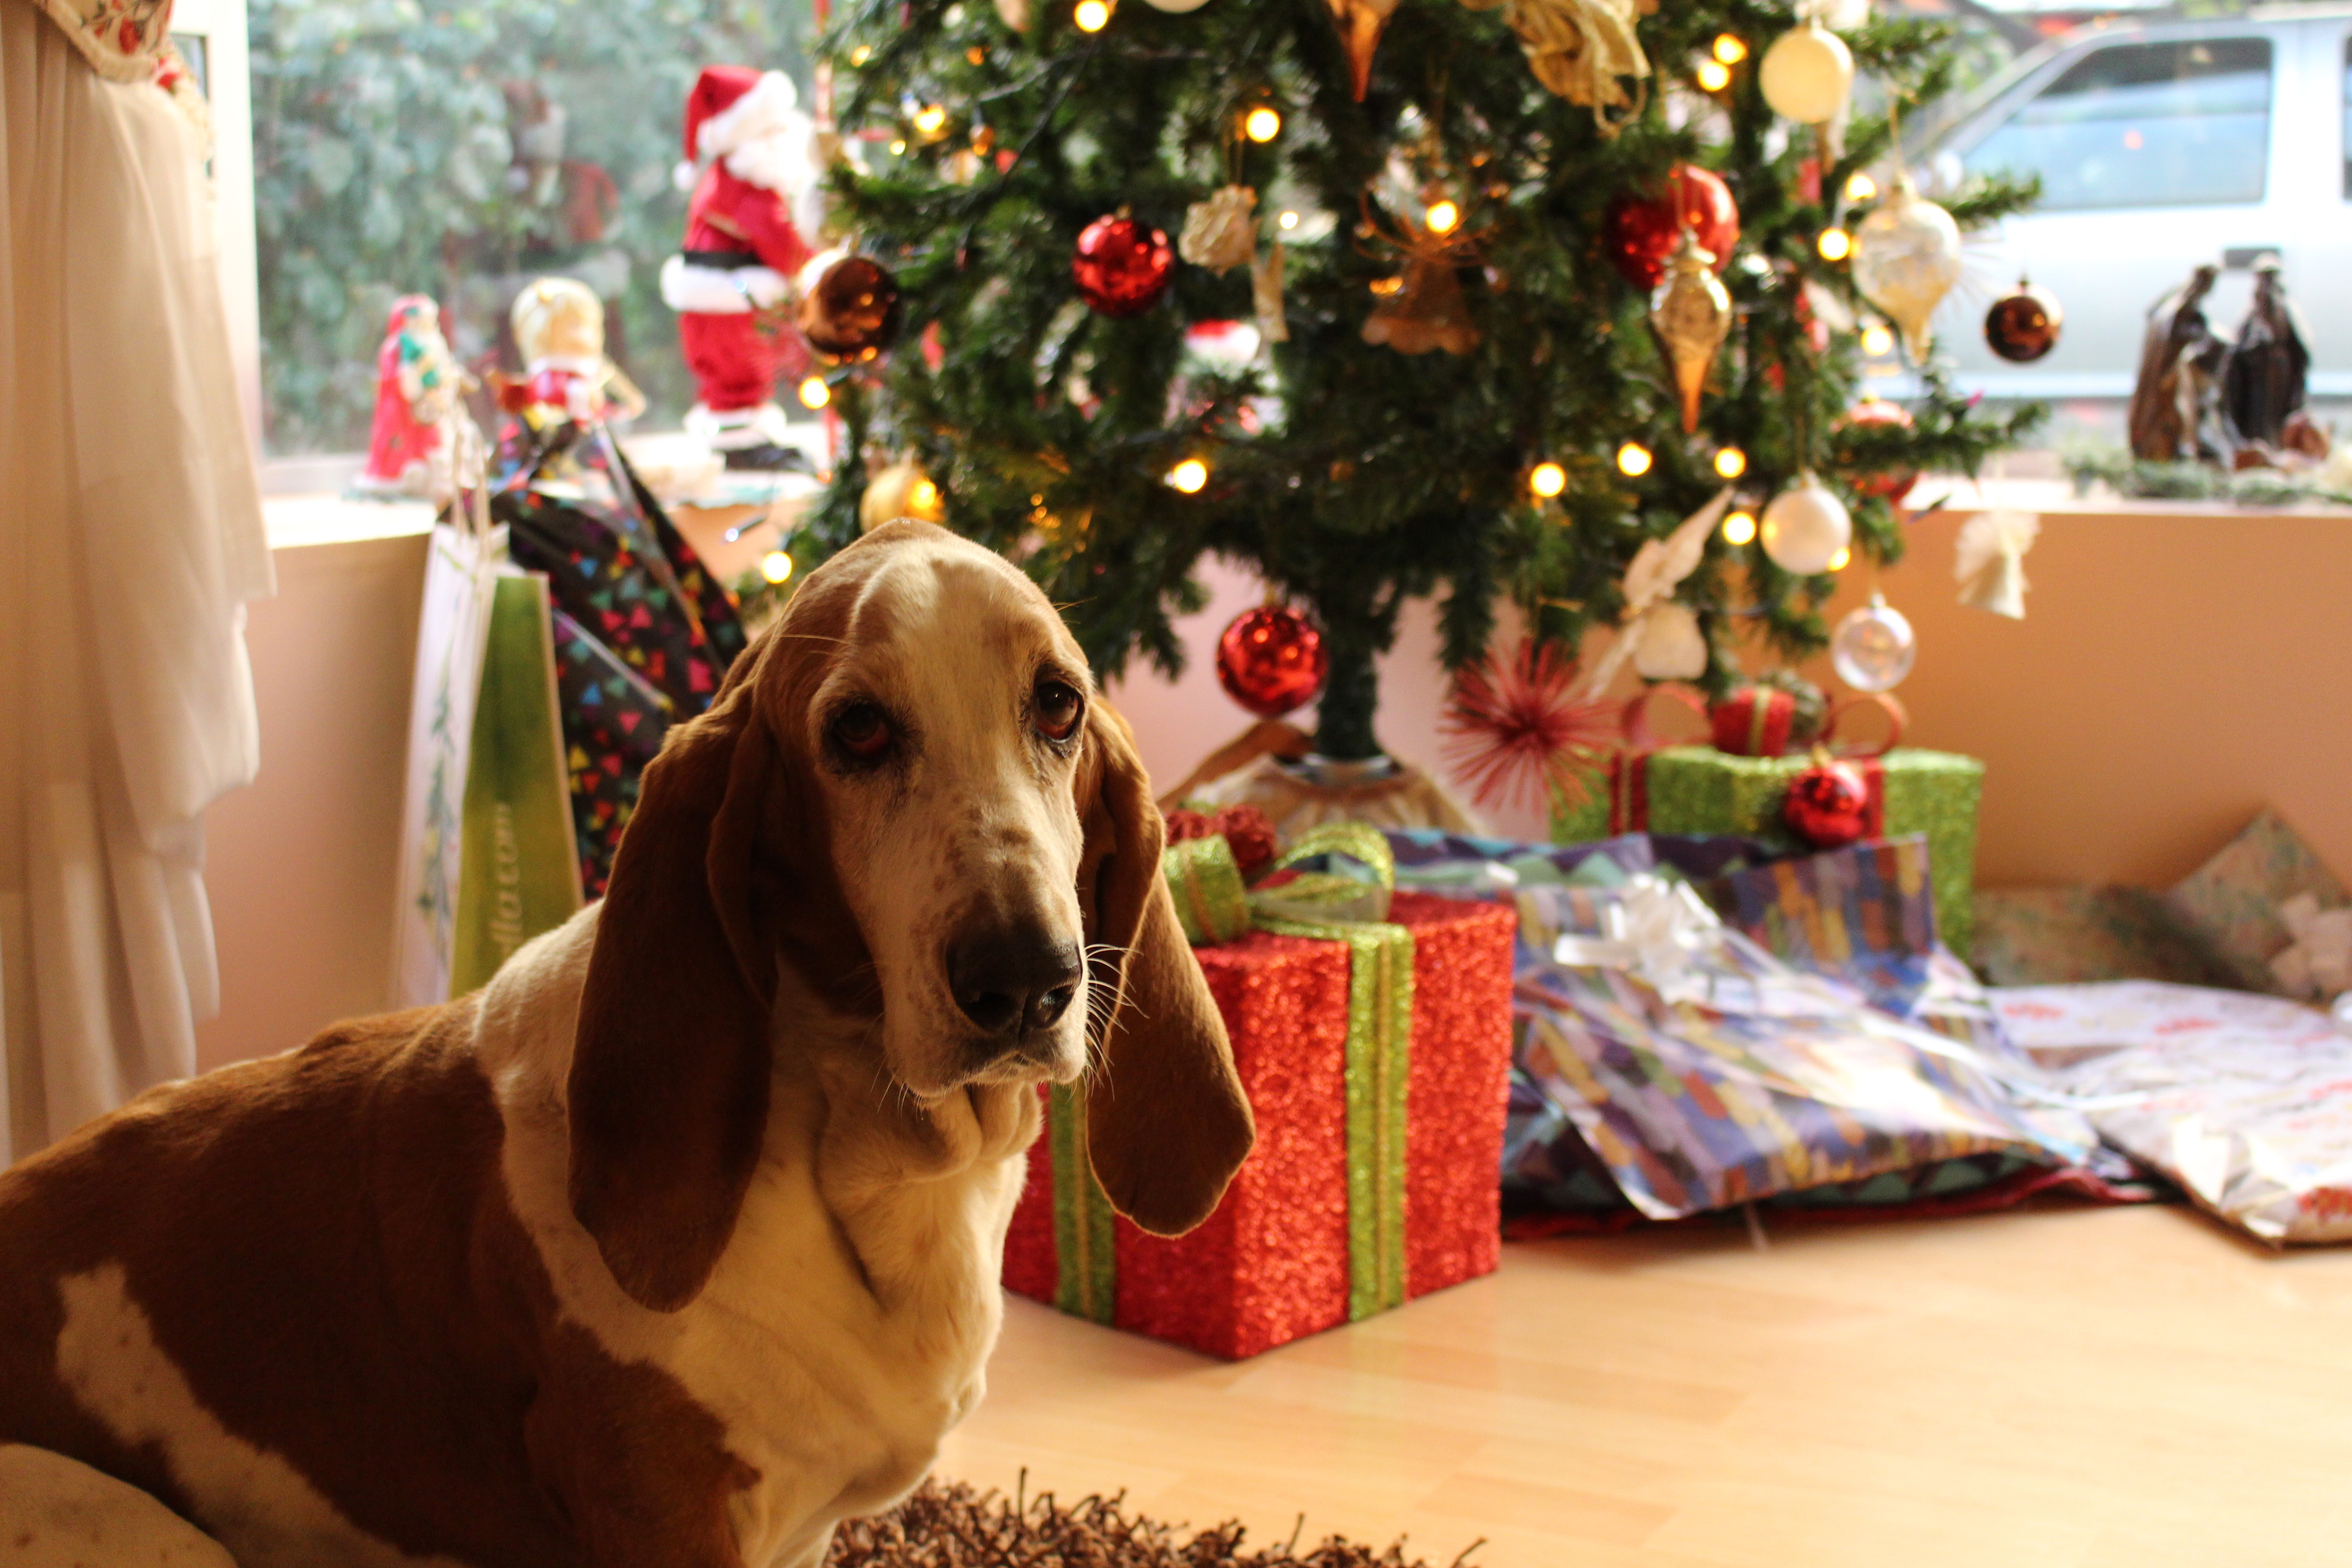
828,1480,1470,1568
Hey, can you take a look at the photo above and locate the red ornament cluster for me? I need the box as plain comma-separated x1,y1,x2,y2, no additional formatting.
1782,756,1871,848
1073,215,1175,318
1840,397,1920,502
1162,802,1279,879
1215,604,1327,719
1602,164,1740,292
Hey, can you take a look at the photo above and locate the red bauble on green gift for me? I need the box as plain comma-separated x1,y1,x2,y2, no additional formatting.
1782,752,1873,848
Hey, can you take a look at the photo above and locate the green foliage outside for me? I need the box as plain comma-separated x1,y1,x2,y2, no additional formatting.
249,0,811,454
811,0,2042,759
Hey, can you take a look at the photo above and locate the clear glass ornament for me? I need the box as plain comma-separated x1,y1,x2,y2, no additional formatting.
1831,592,1917,692
1851,175,1963,363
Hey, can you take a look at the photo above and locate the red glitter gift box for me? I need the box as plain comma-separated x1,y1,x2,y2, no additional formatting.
1002,890,1517,1359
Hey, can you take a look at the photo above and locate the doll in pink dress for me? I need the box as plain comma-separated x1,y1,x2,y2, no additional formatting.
354,294,463,496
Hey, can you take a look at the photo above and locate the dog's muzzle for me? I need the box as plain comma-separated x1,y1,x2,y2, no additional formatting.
947,926,1083,1042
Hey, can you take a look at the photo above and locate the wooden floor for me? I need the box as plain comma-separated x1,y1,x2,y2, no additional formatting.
938,1204,2352,1568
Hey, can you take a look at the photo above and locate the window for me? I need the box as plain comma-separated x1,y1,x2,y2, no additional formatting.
1965,37,2272,211
247,0,812,456
2342,36,2352,198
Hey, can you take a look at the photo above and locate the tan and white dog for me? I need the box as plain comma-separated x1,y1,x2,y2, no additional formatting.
0,522,1254,1568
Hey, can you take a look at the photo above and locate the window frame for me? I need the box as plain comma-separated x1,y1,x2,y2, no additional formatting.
170,0,263,459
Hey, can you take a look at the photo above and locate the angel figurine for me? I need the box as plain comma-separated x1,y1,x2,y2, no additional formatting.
353,295,467,498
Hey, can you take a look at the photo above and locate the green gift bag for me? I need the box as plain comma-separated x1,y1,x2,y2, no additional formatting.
449,572,583,995
393,507,583,1006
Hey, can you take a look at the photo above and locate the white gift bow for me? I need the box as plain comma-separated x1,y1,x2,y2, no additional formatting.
1551,876,1730,1004
1576,488,1735,700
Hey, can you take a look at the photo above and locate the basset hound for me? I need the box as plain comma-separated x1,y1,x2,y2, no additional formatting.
0,521,1254,1567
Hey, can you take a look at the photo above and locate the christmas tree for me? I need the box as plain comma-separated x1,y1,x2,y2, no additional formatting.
799,0,2038,764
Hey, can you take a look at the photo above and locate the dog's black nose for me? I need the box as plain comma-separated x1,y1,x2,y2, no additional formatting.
948,929,1084,1035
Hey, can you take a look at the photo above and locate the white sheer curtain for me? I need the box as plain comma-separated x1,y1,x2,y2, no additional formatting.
0,2,273,1162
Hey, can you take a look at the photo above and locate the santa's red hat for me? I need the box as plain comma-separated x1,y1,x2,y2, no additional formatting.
682,65,800,164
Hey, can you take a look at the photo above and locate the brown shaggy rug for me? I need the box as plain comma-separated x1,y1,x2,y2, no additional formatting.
828,1479,1479,1568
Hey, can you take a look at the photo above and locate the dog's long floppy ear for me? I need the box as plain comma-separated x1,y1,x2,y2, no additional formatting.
568,640,787,1313
1076,699,1254,1235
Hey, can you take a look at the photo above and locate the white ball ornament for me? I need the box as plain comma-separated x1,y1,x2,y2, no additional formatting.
1759,22,1853,125
1852,174,1965,364
1142,0,1213,11
1760,473,1852,576
1634,602,1709,681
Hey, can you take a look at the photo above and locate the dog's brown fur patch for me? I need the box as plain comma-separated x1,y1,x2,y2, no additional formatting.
0,1004,756,1568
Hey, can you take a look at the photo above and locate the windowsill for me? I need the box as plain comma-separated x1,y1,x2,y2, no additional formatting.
262,491,438,551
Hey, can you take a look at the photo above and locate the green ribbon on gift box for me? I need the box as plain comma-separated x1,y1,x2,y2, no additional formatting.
1050,821,1416,1326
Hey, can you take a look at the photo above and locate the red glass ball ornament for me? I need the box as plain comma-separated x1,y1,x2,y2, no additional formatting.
1840,397,1919,502
1782,757,1871,848
1602,164,1740,293
1073,215,1175,318
1215,604,1328,719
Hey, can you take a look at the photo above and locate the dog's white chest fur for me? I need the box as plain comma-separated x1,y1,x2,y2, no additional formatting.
480,909,1031,1568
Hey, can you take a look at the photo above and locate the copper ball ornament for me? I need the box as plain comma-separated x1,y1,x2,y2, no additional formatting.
1603,163,1739,293
1782,756,1871,848
1073,214,1176,318
798,252,903,363
1984,279,2063,364
1215,604,1328,719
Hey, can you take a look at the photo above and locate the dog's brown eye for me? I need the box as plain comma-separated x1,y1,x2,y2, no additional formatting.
831,702,893,759
1033,678,1083,742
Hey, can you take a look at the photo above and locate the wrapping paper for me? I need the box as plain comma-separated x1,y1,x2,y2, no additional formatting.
1394,832,2104,1222
1509,877,2093,1220
1994,980,2352,1242
1001,891,1517,1359
2161,809,2350,995
1553,745,1984,956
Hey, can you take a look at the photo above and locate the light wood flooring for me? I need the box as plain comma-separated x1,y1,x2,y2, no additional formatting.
938,1204,2352,1568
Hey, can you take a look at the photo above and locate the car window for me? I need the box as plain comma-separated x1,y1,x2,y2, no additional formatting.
1965,37,2272,210
2342,35,2352,197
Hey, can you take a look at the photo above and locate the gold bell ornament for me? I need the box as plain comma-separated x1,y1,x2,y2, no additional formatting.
1363,255,1479,356
860,461,947,532
1649,225,1733,434
1759,473,1852,576
1758,19,1852,125
1851,174,1963,363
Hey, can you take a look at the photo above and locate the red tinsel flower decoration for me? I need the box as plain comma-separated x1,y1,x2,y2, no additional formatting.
1160,803,1278,880
1440,639,1620,813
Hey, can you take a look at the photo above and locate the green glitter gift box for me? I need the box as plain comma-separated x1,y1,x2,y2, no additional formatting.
1553,745,1986,955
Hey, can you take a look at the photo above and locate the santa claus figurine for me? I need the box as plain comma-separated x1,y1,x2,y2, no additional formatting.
660,65,826,470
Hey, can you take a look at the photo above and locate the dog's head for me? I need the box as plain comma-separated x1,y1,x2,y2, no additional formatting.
565,522,1254,1311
